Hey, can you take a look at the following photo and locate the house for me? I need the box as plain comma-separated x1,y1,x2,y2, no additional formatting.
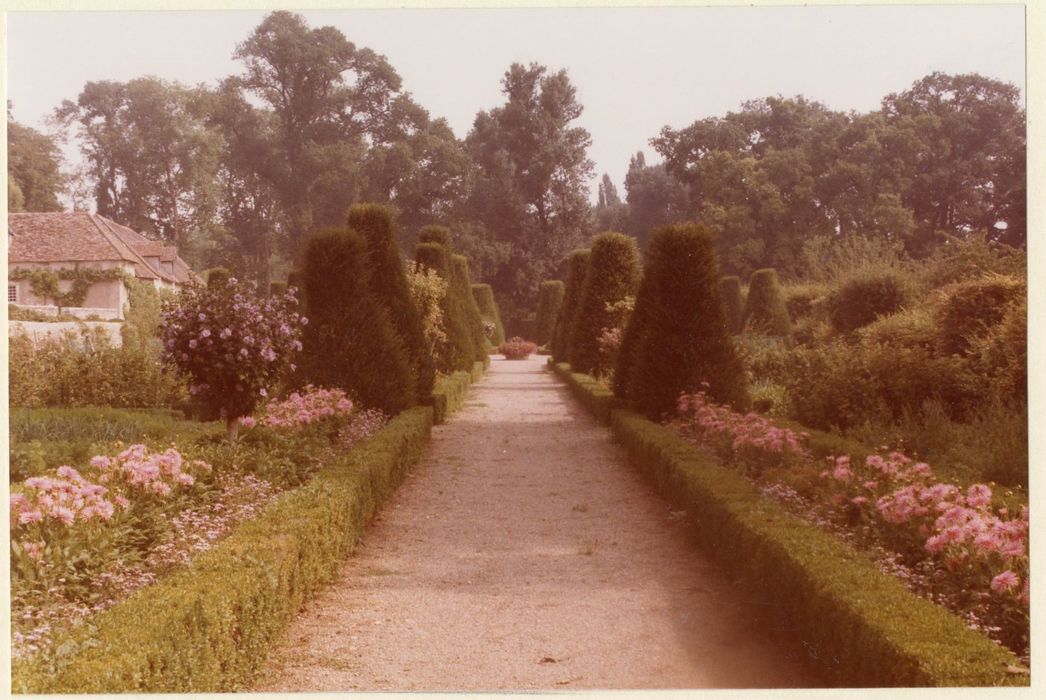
7,211,197,320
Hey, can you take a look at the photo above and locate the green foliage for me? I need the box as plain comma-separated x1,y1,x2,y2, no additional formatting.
550,249,590,362
549,361,626,425
826,268,912,334
348,203,436,399
933,274,1024,356
742,268,792,336
534,280,565,346
121,279,167,352
300,227,415,414
606,410,1024,687
920,234,1027,289
718,276,743,334
7,114,64,212
8,329,188,410
417,225,452,249
9,267,129,310
205,268,232,288
407,265,450,369
11,407,434,693
568,233,641,375
622,223,749,418
798,235,907,283
968,293,1026,407
450,254,489,361
471,283,506,346
415,242,473,372
856,306,938,350
782,282,829,322
430,371,472,425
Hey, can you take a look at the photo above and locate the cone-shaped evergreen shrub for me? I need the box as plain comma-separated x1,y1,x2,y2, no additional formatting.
569,233,641,375
826,268,912,334
718,276,744,334
613,264,657,399
300,227,415,414
535,281,565,346
471,284,506,345
349,203,435,399
625,223,749,419
418,225,452,249
742,268,792,336
206,268,231,288
416,242,472,372
451,254,489,361
550,249,590,362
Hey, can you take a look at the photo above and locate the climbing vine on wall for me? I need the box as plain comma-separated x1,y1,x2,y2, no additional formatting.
9,267,130,309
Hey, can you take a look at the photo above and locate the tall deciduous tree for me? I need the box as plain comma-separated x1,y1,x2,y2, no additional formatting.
465,62,594,316
7,104,64,212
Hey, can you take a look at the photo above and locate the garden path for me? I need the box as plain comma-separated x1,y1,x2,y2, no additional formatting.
254,356,820,691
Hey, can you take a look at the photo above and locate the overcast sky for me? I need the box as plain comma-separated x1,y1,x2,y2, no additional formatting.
5,5,1026,203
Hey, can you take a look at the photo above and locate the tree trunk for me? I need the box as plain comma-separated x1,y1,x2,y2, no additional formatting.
226,415,240,443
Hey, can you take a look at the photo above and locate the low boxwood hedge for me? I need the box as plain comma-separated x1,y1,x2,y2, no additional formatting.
430,360,487,425
551,366,1025,687
12,406,434,693
547,361,625,424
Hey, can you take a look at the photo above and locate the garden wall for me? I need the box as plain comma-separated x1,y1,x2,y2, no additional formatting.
548,362,1025,687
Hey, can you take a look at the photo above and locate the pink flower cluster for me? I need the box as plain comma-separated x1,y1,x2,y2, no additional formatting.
91,444,211,497
675,391,809,471
820,451,1028,606
499,337,538,360
251,385,355,431
10,468,114,533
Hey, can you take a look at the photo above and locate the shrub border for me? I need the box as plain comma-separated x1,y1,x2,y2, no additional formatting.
11,358,487,692
547,360,626,424
548,361,1025,687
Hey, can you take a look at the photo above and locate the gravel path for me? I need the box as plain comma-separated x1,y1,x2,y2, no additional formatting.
254,356,821,691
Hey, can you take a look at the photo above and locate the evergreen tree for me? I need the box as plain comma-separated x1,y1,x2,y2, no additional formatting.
415,241,473,371
550,248,590,362
568,232,641,375
626,223,749,418
300,227,415,413
451,254,489,361
348,203,436,398
471,283,506,345
534,281,565,346
742,268,792,336
718,276,744,334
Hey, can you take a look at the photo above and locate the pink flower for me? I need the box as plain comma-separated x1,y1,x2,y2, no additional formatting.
51,506,75,526
241,416,257,429
18,510,44,525
114,495,130,509
966,483,993,509
990,570,1020,594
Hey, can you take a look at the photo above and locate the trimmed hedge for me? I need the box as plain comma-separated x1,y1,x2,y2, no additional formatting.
551,249,591,363
718,276,744,334
450,254,489,361
826,268,911,334
471,283,506,346
742,268,792,336
416,242,473,372
11,407,435,693
430,360,488,425
548,361,625,424
551,367,1026,687
534,280,565,346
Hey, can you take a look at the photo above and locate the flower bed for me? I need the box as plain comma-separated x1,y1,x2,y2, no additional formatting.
498,336,537,359
673,389,1029,660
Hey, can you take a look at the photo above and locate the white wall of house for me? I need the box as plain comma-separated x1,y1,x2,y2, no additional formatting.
8,261,134,320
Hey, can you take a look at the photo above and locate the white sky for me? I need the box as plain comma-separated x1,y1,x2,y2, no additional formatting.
4,4,1027,203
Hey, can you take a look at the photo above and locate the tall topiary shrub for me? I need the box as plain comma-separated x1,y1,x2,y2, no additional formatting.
718,276,743,334
625,223,749,419
416,242,472,372
348,203,436,399
300,227,415,414
534,281,565,347
418,225,452,249
569,233,641,375
471,283,506,346
450,254,488,361
742,268,792,336
550,249,590,363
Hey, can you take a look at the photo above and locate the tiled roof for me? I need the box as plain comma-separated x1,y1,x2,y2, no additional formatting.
8,212,194,284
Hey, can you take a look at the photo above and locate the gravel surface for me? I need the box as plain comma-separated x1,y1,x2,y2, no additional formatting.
254,356,822,691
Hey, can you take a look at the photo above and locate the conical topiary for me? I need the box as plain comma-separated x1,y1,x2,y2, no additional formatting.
348,203,435,399
451,254,489,361
719,276,744,334
416,242,473,372
624,223,749,418
534,280,565,347
300,226,415,414
418,225,452,249
551,249,590,363
568,232,641,375
472,283,506,346
742,268,791,336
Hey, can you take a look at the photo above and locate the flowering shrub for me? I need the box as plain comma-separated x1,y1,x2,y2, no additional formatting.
251,385,355,431
498,337,538,360
675,390,809,474
160,278,306,438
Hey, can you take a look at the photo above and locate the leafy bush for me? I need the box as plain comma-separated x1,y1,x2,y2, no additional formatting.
498,337,537,360
550,248,590,363
569,232,641,375
968,293,1026,405
300,227,415,415
450,254,489,361
406,265,450,370
933,273,1024,356
348,203,436,400
742,268,791,336
9,329,188,410
415,241,473,372
160,278,304,440
782,282,828,322
856,306,938,350
623,223,749,419
471,283,506,345
718,276,743,334
825,268,912,333
417,224,452,249
205,268,231,288
920,233,1026,289
799,234,907,283
534,280,565,346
